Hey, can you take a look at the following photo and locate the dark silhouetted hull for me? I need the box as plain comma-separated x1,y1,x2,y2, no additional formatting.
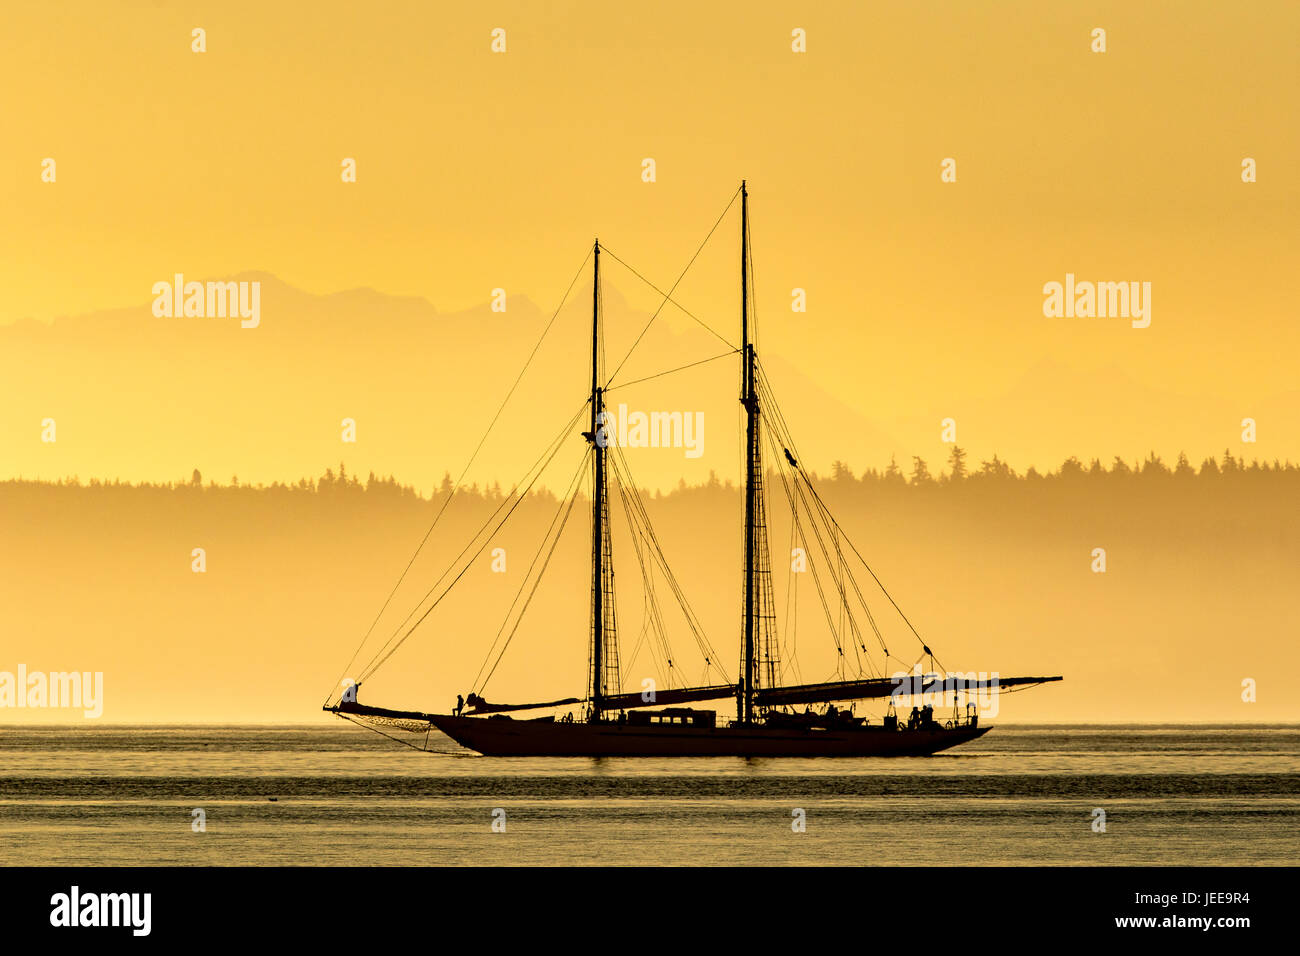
428,715,989,757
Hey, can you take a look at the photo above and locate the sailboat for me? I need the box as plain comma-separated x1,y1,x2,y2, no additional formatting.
325,182,1061,757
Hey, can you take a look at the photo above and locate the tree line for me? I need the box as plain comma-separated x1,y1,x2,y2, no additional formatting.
3,447,1296,501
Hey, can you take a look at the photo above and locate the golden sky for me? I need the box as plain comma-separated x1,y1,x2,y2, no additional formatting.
4,2,1298,481
1,3,1298,725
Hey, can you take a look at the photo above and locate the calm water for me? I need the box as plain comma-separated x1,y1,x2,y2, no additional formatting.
0,724,1296,866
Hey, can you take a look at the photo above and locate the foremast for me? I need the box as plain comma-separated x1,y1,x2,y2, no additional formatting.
737,183,782,725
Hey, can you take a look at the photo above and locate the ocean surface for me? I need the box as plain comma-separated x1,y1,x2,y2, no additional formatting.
0,724,1296,866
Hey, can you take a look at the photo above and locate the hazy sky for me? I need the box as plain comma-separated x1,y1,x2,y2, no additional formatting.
4,1,1298,482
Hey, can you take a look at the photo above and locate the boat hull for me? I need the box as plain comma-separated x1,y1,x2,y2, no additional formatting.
427,715,989,757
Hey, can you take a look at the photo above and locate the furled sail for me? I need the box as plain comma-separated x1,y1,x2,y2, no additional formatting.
595,684,738,712
756,675,1064,707
330,701,437,722
338,675,1064,718
466,695,583,714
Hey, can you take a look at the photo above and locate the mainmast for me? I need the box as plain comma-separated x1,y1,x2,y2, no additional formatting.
591,240,604,719
588,239,618,721
740,182,758,724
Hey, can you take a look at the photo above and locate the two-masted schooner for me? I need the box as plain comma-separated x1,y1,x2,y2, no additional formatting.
325,183,1061,756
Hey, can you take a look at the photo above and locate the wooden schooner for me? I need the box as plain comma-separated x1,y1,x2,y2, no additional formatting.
325,182,1061,756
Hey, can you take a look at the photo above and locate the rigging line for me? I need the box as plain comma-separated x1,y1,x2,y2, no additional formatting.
473,446,588,691
781,444,799,666
621,609,652,689
470,451,587,692
355,400,591,685
613,489,663,688
617,481,666,691
608,453,680,686
795,457,935,666
353,399,588,685
330,246,594,697
767,427,854,672
471,446,591,692
764,416,889,660
619,445,727,679
603,348,740,392
358,399,588,685
773,469,805,687
360,428,576,685
613,463,665,681
610,448,717,681
786,532,803,685
783,428,945,670
758,378,883,677
761,413,849,667
757,378,867,654
336,712,457,755
759,377,889,666
604,186,741,387
607,437,730,681
775,419,805,687
754,363,892,658
753,360,804,471
751,450,782,691
599,245,737,352
476,450,590,693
